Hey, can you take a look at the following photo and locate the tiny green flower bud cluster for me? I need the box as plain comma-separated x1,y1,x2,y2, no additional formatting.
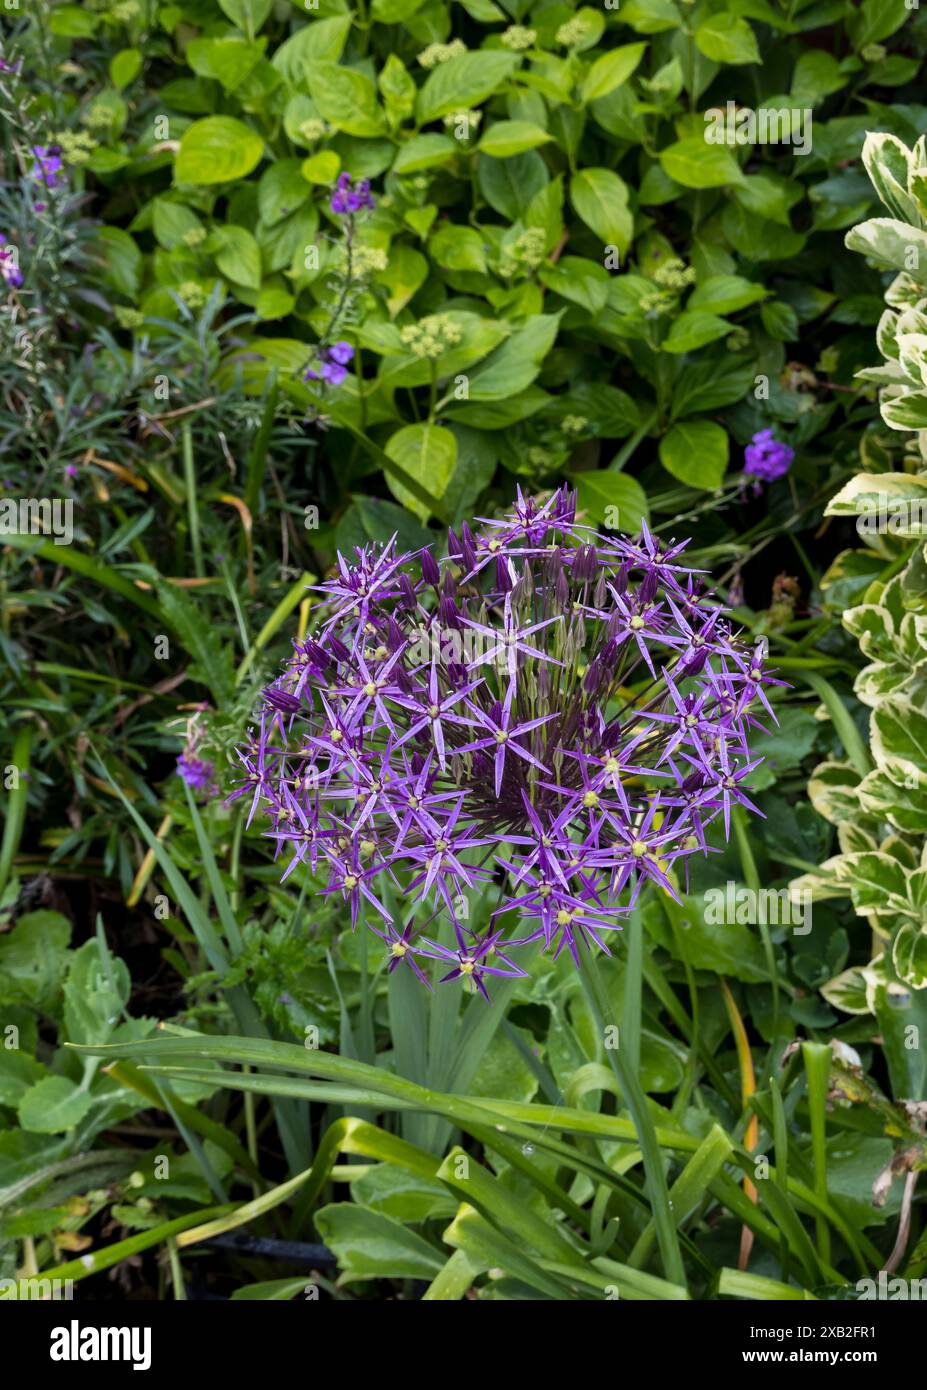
298,118,328,143
400,313,463,358
115,306,145,330
417,39,467,68
442,109,482,131
337,243,388,276
82,103,117,130
179,281,208,308
653,257,696,292
183,227,207,248
557,16,591,46
561,414,589,437
53,130,98,164
501,25,536,50
639,289,676,317
527,444,555,469
500,227,547,277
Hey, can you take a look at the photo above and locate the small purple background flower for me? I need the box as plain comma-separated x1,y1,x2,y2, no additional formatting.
0,235,23,289
304,341,354,387
744,429,794,481
330,173,374,216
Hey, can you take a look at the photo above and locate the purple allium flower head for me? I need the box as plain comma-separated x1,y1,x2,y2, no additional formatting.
231,486,780,997
304,340,354,387
330,172,375,216
0,235,22,289
744,429,794,482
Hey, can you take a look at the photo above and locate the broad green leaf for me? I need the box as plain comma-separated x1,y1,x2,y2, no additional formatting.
695,15,760,64
186,37,267,92
0,1050,46,1107
659,137,742,189
570,168,633,256
581,43,647,102
572,471,650,534
175,116,264,184
417,51,519,123
18,1077,94,1134
109,48,142,89
258,160,311,226
662,310,731,353
467,314,560,400
152,199,203,250
63,939,130,1046
478,149,548,220
218,0,273,33
306,63,386,138
845,219,927,277
0,911,72,1013
211,225,263,290
429,224,487,273
646,894,768,983
393,134,457,174
272,18,352,84
688,274,767,314
872,698,927,786
384,423,457,522
314,1203,445,1281
658,419,729,488
479,121,552,158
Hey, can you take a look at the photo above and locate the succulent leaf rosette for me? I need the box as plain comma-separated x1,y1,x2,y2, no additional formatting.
233,487,781,1000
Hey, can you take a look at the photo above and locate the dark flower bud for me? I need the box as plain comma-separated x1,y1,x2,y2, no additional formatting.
612,563,629,596
447,661,468,688
584,660,604,694
495,555,512,593
264,686,301,713
556,486,577,528
397,573,417,610
639,568,658,604
555,566,570,611
421,548,441,586
303,640,330,670
438,595,462,630
572,544,598,583
472,750,490,777
447,528,462,558
460,531,477,572
387,616,404,650
678,646,709,677
489,700,503,726
329,636,350,663
602,718,622,750
598,636,620,670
